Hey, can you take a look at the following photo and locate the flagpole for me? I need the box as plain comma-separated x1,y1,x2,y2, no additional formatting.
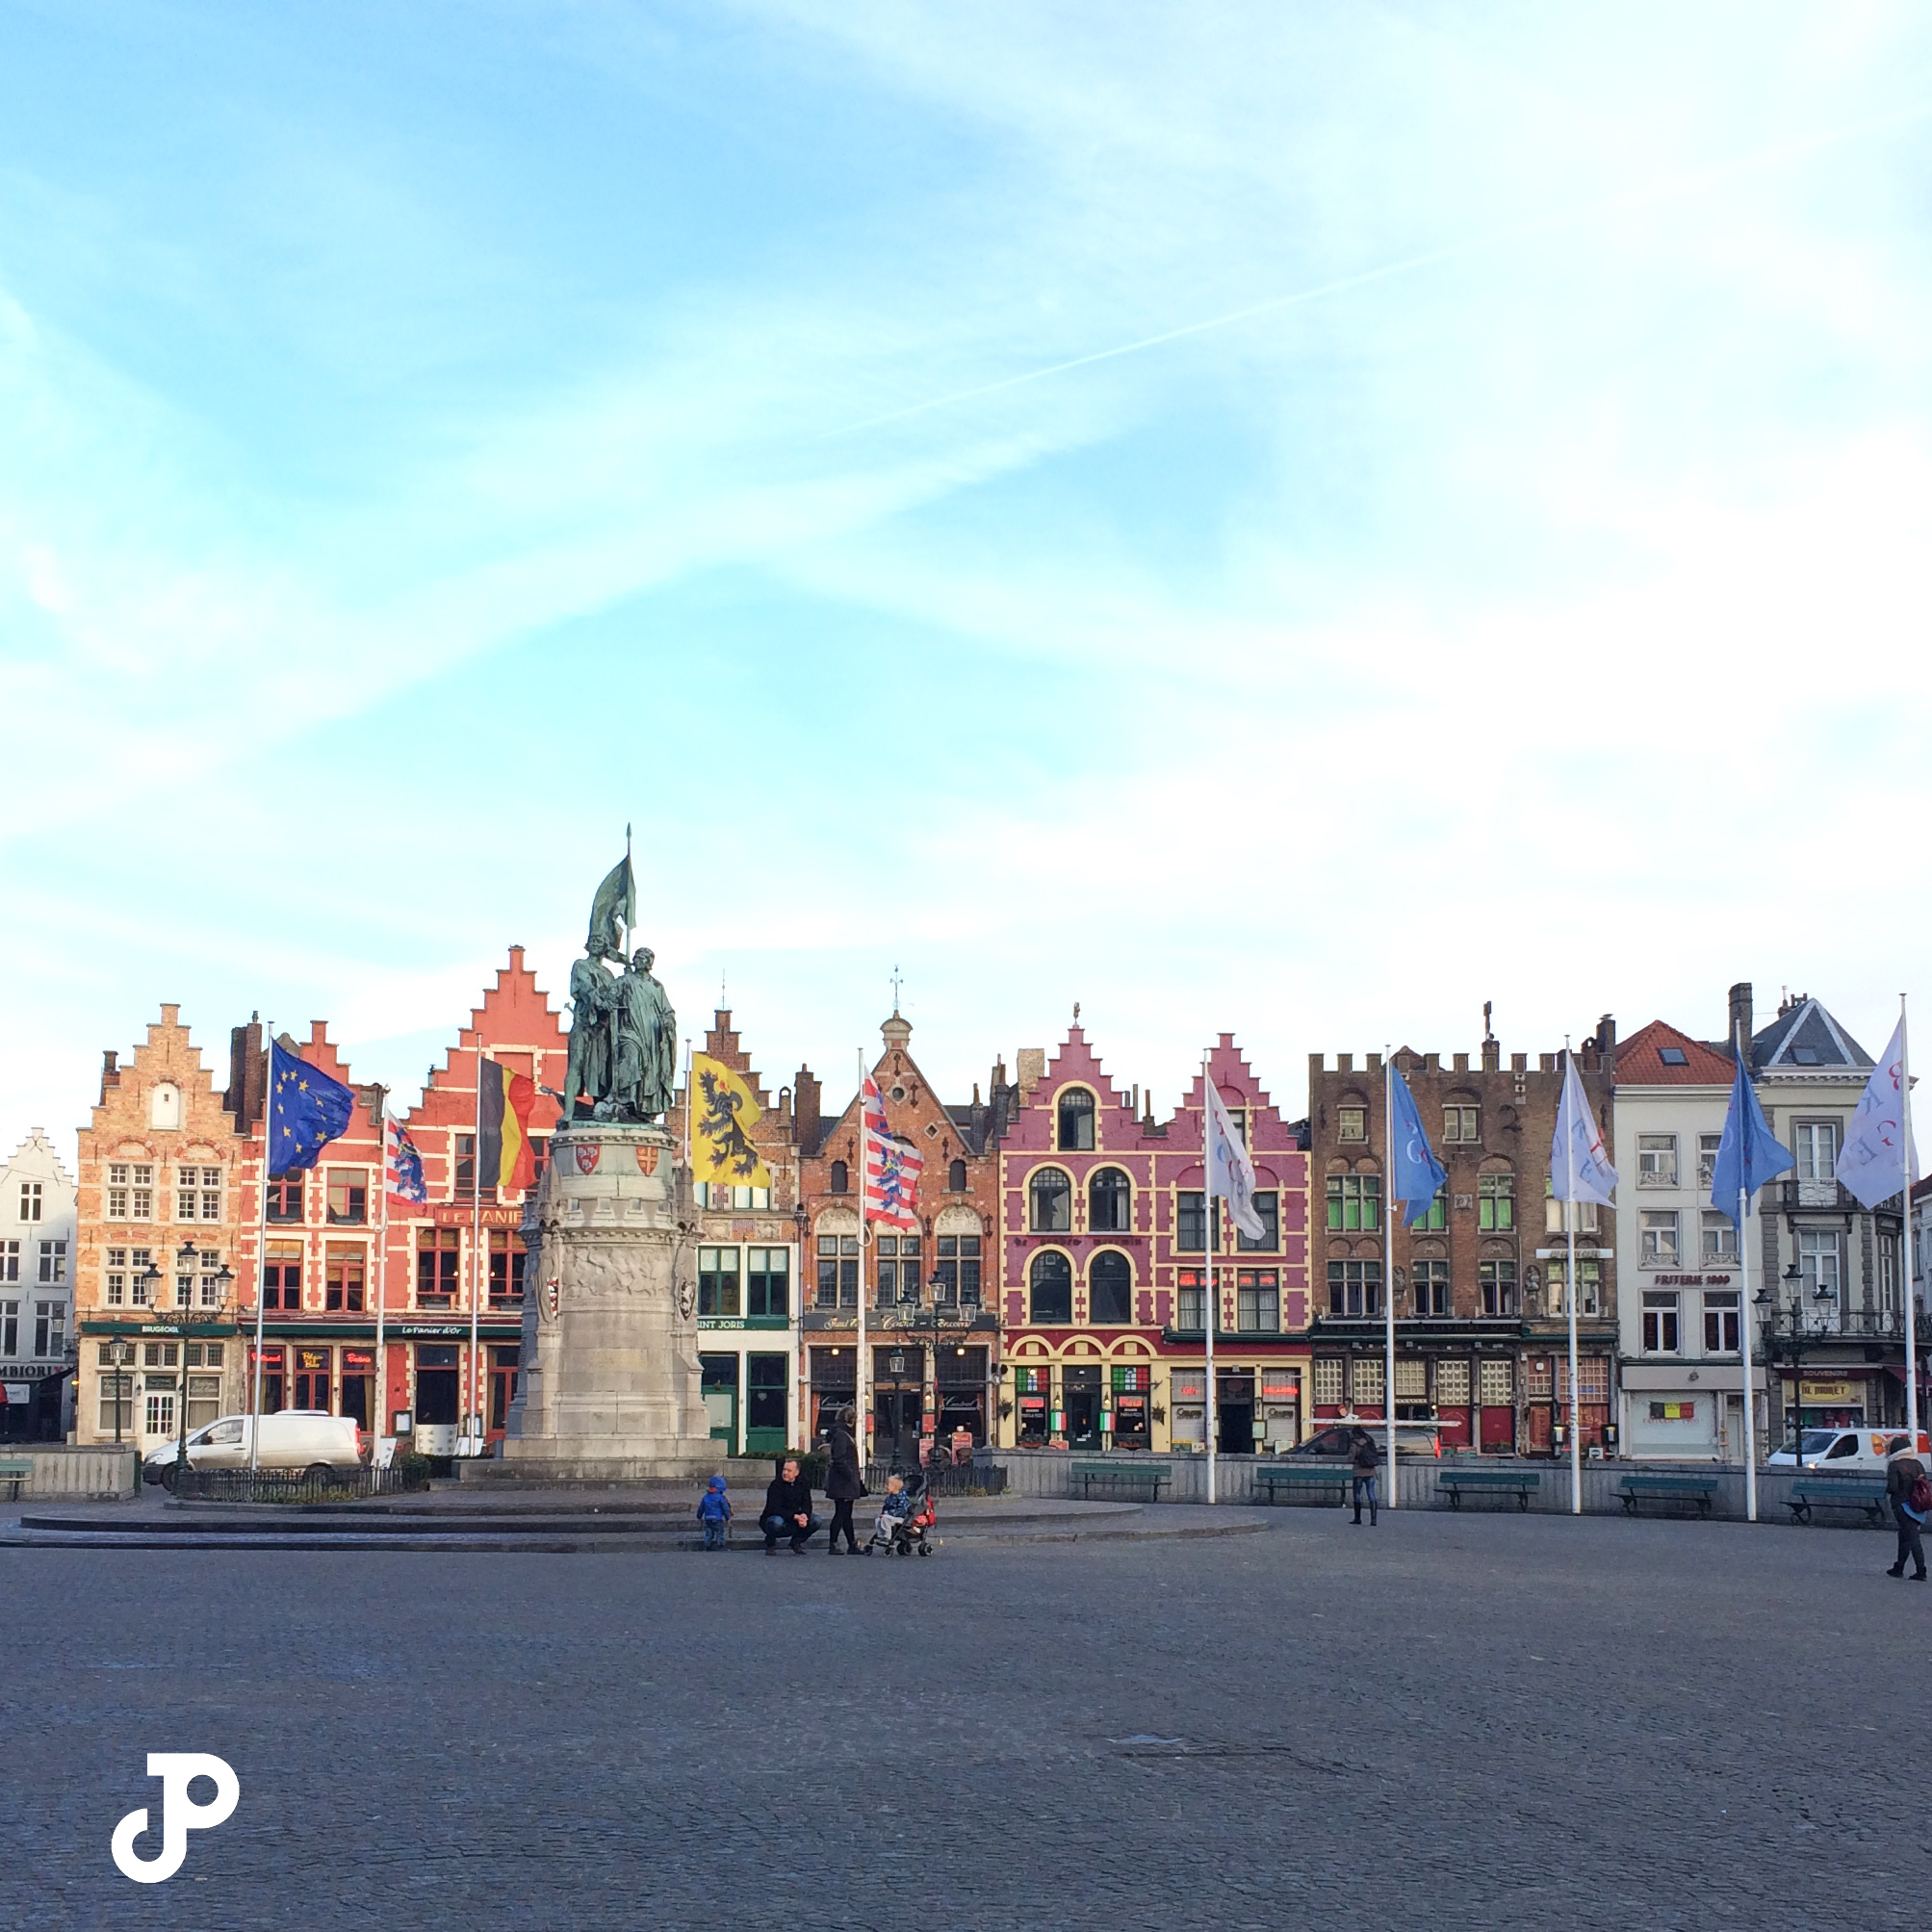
471,1045,483,1453
1203,1051,1217,1507
374,1090,390,1462
1384,1047,1397,1507
1565,1045,1582,1516
1902,994,1919,1445
1733,1011,1760,1522
250,1025,272,1472
858,1046,869,1473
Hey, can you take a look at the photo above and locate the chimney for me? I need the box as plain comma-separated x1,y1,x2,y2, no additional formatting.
100,1049,120,1099
224,1020,264,1132
1596,1014,1616,1057
1481,1037,1500,1072
1016,1048,1046,1100
1727,983,1753,1058
793,1067,820,1148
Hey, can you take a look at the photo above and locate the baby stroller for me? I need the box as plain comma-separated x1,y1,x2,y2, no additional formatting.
866,1472,939,1557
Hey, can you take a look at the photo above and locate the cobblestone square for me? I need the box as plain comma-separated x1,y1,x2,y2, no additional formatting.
6,1507,1925,1932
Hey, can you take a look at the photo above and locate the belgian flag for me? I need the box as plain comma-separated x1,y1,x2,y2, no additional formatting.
478,1057,537,1193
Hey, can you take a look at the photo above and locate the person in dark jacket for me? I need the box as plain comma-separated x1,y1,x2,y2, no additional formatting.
1350,1429,1380,1527
822,1408,864,1556
761,1457,819,1555
1885,1448,1928,1581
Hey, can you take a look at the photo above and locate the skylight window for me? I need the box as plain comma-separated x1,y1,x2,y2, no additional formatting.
1791,1046,1819,1065
1659,1046,1687,1067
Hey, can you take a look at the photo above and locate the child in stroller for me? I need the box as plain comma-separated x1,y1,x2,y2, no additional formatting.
863,1471,938,1557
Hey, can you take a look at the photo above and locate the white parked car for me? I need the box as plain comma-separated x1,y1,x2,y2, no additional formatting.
143,1411,366,1484
1765,1427,1929,1473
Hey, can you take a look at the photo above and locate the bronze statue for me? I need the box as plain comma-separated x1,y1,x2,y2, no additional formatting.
562,847,677,1123
609,947,678,1121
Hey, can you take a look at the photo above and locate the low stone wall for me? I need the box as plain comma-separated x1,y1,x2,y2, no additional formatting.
3,1445,139,1499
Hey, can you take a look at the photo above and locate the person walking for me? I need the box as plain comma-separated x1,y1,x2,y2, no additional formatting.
695,1474,732,1550
823,1406,864,1556
1885,1442,1929,1581
1350,1427,1380,1527
760,1456,819,1555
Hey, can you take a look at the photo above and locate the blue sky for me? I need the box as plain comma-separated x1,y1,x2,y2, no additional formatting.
4,0,1931,1156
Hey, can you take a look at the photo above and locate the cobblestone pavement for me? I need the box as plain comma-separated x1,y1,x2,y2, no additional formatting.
7,1504,1926,1932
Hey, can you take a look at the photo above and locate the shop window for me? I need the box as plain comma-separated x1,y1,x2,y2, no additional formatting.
417,1228,460,1306
340,1347,374,1432
1029,1251,1072,1325
263,1244,302,1312
1029,1168,1071,1232
324,1247,365,1313
1088,1168,1132,1232
1311,1357,1345,1406
746,1352,788,1441
1351,1357,1384,1404
293,1347,331,1411
1478,1358,1512,1405
1235,1269,1278,1332
747,1248,789,1319
699,1247,742,1319
1237,1192,1280,1252
325,1169,368,1225
934,1234,981,1307
814,1233,859,1309
1090,1251,1133,1326
1327,1259,1380,1318
1479,1260,1515,1317
1394,1357,1427,1400
1327,1174,1381,1232
1057,1088,1095,1151
1435,1358,1471,1405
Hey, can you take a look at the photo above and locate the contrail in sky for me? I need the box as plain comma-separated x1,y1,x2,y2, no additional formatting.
818,95,1932,442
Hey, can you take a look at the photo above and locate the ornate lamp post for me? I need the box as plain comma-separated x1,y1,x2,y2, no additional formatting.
1756,1263,1839,1451
170,1245,235,1486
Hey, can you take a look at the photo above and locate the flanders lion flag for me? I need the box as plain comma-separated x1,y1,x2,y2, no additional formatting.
691,1053,772,1191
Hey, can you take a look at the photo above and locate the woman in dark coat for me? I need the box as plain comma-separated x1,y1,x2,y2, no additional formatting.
823,1408,864,1555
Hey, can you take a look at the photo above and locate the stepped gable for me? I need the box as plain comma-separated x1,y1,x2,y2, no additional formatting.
1614,1019,1735,1086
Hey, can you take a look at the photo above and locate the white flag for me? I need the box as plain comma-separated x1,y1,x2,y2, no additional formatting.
1204,1079,1267,1241
1550,1052,1618,1206
1836,1016,1919,1209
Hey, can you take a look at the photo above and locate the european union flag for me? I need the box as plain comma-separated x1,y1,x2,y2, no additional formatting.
1711,1057,1792,1225
269,1042,355,1176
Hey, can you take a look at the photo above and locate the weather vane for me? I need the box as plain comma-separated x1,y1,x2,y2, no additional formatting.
890,964,903,1013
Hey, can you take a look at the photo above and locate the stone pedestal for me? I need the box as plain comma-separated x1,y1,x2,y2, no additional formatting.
500,1121,711,1481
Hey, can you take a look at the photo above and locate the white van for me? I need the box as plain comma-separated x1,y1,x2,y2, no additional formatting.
1765,1427,1929,1473
143,1410,365,1484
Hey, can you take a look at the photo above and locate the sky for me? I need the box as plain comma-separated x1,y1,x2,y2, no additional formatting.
3,0,1931,1161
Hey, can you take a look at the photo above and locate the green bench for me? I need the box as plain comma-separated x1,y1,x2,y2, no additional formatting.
1438,1468,1540,1511
1254,1465,1351,1507
0,1457,32,1502
1070,1460,1171,1502
1787,1479,1888,1527
1617,1473,1718,1518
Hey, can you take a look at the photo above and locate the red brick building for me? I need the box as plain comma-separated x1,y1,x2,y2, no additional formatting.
795,1011,1012,1464
1305,1022,1619,1455
996,1029,1311,1455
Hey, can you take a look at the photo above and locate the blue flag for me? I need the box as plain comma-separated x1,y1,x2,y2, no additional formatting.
268,1041,355,1176
1711,1056,1792,1225
1387,1063,1448,1226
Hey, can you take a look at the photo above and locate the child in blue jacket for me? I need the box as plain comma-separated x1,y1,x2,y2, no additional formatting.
696,1475,732,1549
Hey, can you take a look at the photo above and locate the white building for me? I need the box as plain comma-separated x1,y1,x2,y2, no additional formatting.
0,1129,77,1440
1612,1020,1764,1461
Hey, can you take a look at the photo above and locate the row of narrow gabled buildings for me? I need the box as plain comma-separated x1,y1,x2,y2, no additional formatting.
6,952,1923,1466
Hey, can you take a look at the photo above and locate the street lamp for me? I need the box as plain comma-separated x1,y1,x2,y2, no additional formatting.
107,1339,133,1446
170,1255,234,1489
1757,1263,1838,1451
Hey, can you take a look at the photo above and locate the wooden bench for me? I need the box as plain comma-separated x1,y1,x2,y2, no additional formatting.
1787,1479,1888,1527
1070,1460,1171,1502
1617,1473,1718,1518
1438,1468,1540,1511
0,1458,32,1502
1254,1465,1352,1507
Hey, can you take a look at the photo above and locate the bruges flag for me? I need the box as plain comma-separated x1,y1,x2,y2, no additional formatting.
478,1057,538,1193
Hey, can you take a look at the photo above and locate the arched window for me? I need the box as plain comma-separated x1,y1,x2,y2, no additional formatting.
829,1160,849,1195
1088,1167,1131,1231
947,1159,966,1192
1090,1251,1133,1325
1056,1088,1095,1151
1029,1250,1072,1325
1029,1167,1071,1232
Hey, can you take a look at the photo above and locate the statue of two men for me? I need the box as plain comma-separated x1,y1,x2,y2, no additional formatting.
563,932,677,1123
